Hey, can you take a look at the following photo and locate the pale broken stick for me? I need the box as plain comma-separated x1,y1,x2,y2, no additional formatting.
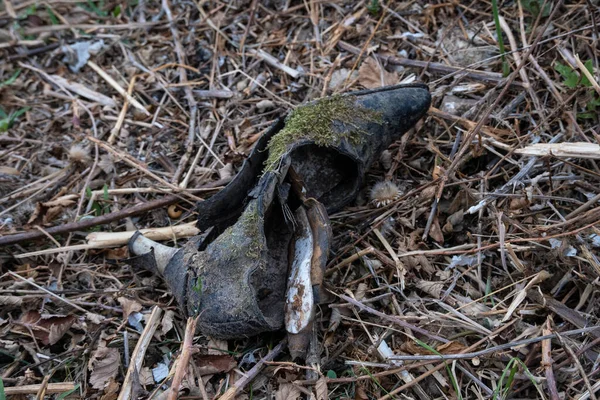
39,72,117,107
87,60,151,116
117,306,163,400
0,176,230,247
514,142,600,159
13,222,199,258
247,49,303,79
3,382,76,396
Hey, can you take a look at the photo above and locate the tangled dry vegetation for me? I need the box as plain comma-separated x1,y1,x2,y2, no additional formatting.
1,0,600,399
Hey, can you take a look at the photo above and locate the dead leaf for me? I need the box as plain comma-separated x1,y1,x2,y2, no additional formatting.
354,384,368,400
436,341,468,354
358,58,398,89
118,297,142,319
100,378,120,400
329,68,358,91
327,307,343,332
43,198,76,208
354,283,368,301
89,341,121,390
276,383,301,400
218,163,234,180
17,311,76,345
442,209,464,233
195,354,237,376
428,215,444,243
86,312,105,324
502,270,551,322
315,377,328,400
105,246,129,260
0,339,21,358
160,310,175,336
138,367,155,386
0,295,23,307
415,280,445,298
207,337,228,355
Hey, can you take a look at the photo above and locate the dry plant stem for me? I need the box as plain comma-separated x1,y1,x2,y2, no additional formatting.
386,326,600,361
557,333,598,400
325,247,374,277
108,75,136,144
338,294,449,343
87,136,200,198
162,0,199,184
87,61,150,116
377,320,519,400
2,382,75,395
8,271,87,312
338,41,525,87
118,306,163,400
167,316,199,400
0,194,179,246
218,339,287,400
13,222,199,258
428,0,564,234
248,49,303,78
542,319,560,400
0,175,229,247
35,374,51,399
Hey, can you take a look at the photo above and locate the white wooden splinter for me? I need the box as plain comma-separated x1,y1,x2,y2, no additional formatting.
284,206,314,334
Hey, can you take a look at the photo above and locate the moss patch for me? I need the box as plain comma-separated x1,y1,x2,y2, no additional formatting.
263,95,383,172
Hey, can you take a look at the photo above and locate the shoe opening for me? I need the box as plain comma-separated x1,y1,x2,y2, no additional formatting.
289,144,359,210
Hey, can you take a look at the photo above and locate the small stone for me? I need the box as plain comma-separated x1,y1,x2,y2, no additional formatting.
256,99,274,112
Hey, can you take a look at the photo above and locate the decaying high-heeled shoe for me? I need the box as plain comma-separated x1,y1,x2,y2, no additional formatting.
128,84,431,354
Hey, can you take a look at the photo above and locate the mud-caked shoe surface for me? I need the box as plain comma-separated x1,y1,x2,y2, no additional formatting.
129,84,431,339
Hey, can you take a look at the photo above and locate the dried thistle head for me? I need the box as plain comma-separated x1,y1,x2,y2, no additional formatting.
68,144,91,165
369,181,401,208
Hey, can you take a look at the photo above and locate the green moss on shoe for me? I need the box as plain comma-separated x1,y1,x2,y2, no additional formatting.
216,201,264,261
263,95,383,172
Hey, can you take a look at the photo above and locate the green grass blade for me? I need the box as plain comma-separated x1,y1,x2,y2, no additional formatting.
56,384,80,400
492,0,510,76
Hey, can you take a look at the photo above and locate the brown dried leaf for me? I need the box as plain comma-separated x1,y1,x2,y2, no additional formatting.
443,209,464,233
415,280,444,298
315,377,328,400
89,343,121,390
358,58,398,89
118,297,142,319
42,198,76,208
138,367,155,386
17,311,75,345
276,383,301,400
428,215,444,243
160,310,175,336
355,384,368,400
100,378,120,400
195,354,237,376
0,295,23,307
436,341,467,354
105,246,129,260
